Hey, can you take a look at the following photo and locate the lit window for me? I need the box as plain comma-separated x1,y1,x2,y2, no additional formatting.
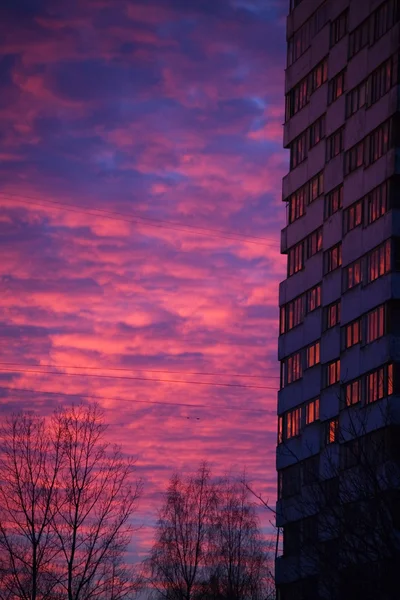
288,241,304,276
278,415,283,444
328,69,345,104
325,300,340,329
307,284,321,312
309,115,325,149
367,180,390,225
343,199,363,235
326,418,339,444
326,359,340,386
286,407,302,439
282,352,303,387
367,240,391,283
325,185,343,219
324,244,342,274
326,128,344,162
345,380,361,406
305,398,320,425
344,319,361,349
366,304,385,343
307,228,323,258
307,341,320,368
343,259,362,291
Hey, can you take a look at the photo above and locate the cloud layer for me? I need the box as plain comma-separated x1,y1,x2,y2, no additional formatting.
0,0,287,561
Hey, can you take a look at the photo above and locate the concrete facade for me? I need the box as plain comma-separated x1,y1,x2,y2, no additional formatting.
277,1,400,598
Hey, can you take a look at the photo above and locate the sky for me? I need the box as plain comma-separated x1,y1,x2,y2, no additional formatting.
0,0,287,562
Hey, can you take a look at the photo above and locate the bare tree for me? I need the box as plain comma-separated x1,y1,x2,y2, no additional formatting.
0,412,63,600
0,403,142,600
147,462,216,600
147,464,274,600
203,477,275,600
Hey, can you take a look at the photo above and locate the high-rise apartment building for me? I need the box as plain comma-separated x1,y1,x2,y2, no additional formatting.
277,1,400,599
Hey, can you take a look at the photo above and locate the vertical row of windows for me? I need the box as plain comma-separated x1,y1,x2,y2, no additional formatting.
290,115,325,169
279,283,321,334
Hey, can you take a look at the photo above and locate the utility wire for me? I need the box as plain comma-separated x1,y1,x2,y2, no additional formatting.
0,367,279,390
0,385,275,414
0,361,280,380
1,192,280,248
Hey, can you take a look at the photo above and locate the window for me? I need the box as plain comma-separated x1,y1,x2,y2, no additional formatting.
288,185,307,223
373,0,399,43
343,199,362,235
309,171,324,203
344,140,364,175
287,172,324,224
345,79,366,117
307,341,320,368
330,10,348,47
366,304,385,343
345,379,361,406
290,129,308,169
287,4,329,66
286,407,302,439
278,463,301,499
326,359,340,386
367,239,391,283
280,283,322,334
366,363,393,404
343,318,361,349
325,300,340,329
310,58,328,93
348,17,369,59
307,283,321,312
305,398,320,425
307,228,322,258
326,127,344,161
365,119,392,166
367,180,390,225
288,241,304,276
309,115,325,148
324,243,342,274
325,185,343,219
367,54,398,107
328,69,345,104
285,77,309,121
282,351,302,387
278,415,283,444
343,258,362,291
285,59,328,120
326,418,339,444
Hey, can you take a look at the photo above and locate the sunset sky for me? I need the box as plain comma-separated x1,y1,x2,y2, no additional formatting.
0,0,287,561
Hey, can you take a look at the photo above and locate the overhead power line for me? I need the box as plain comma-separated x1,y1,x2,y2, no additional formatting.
0,367,279,390
0,385,275,414
0,361,280,380
0,192,280,248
